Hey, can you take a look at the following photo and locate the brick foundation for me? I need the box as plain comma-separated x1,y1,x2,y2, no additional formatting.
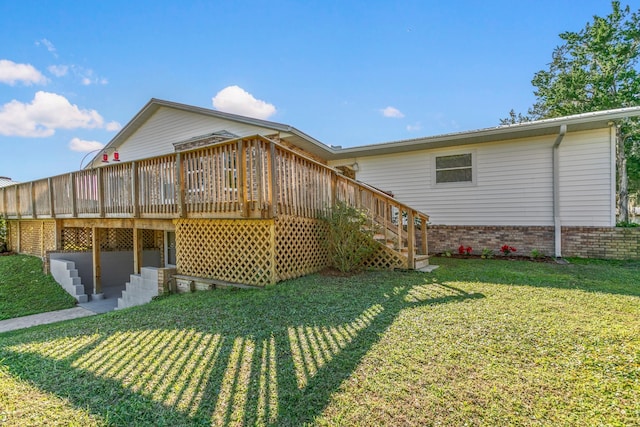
562,227,640,259
428,225,639,260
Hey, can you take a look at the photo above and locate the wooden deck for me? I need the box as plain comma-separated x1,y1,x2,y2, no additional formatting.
1,135,429,268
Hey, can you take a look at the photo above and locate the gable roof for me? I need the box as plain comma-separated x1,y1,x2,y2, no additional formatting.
91,99,640,166
91,98,335,165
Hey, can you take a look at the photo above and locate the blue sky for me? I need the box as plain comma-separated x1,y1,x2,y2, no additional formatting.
0,0,635,182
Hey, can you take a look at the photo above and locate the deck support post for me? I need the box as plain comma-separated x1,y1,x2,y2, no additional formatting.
92,227,104,300
133,226,143,274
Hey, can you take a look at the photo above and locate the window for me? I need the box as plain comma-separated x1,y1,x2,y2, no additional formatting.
435,153,473,184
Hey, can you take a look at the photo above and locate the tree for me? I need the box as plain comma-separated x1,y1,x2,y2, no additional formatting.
503,1,640,222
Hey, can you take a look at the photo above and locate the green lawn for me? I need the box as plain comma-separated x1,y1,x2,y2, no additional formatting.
0,255,76,320
0,257,639,426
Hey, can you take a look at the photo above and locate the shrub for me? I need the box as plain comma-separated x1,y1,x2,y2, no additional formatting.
324,202,378,273
616,221,639,227
0,217,6,253
531,249,543,259
481,248,494,259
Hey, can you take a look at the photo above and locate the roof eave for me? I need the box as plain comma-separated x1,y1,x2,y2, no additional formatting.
332,106,640,158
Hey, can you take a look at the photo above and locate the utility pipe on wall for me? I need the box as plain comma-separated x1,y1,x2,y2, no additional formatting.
552,124,567,258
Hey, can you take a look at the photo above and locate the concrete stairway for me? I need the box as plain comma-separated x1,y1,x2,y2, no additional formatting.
50,259,88,303
117,267,160,310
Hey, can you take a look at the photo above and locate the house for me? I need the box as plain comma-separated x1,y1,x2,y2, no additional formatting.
0,99,428,307
326,108,640,259
1,99,638,306
94,98,639,259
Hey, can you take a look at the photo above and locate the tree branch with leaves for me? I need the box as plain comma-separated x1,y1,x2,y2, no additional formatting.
502,1,640,222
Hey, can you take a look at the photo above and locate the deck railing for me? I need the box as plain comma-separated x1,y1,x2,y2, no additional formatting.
0,135,429,262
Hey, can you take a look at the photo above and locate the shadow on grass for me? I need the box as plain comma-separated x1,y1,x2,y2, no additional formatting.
0,271,483,426
431,257,640,298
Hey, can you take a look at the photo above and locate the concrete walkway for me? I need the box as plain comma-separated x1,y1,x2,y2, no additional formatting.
0,307,96,333
0,293,121,334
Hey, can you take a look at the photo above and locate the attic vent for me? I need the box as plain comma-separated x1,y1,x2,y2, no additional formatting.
173,130,239,152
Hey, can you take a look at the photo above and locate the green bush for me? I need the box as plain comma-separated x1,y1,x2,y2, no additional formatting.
324,202,378,273
616,221,639,227
0,217,6,252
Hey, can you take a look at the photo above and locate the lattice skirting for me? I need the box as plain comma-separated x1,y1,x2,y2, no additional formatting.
6,220,57,258
60,227,162,251
363,243,408,270
175,218,275,286
275,216,330,281
174,216,406,287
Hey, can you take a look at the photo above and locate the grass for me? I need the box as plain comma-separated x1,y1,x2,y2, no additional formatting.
0,255,76,320
0,257,639,426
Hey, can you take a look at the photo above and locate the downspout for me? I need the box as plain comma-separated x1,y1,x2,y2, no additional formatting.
552,124,567,258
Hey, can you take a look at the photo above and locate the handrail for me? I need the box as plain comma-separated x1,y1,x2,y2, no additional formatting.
0,134,429,265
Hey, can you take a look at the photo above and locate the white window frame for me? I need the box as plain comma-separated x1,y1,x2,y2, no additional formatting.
431,151,477,187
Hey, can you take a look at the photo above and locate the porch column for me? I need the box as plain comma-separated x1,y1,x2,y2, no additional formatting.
92,227,104,300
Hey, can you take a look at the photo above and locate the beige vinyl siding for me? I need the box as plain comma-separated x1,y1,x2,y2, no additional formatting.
558,128,614,226
332,128,613,227
333,137,553,226
115,107,280,162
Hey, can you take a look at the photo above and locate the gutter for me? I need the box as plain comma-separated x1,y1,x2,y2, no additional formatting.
552,124,567,258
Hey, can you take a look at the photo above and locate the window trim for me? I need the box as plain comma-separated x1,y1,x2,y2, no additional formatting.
432,150,477,187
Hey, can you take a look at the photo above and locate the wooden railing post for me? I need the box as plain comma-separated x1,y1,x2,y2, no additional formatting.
420,216,428,255
30,182,37,219
268,141,277,218
131,161,140,218
237,139,248,217
70,173,77,218
97,167,105,217
15,185,21,219
407,210,415,269
175,153,186,218
48,178,55,217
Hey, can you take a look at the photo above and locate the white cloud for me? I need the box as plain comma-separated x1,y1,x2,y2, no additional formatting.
35,39,58,57
406,122,422,132
48,64,68,77
380,106,405,118
0,59,48,86
212,85,276,119
76,67,108,86
0,91,105,137
105,121,122,131
69,137,104,152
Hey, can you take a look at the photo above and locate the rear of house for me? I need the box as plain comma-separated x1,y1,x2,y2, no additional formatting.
328,111,639,259
1,100,639,309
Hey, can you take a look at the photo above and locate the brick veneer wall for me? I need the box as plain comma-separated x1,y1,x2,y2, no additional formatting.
428,225,640,259
562,227,640,259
